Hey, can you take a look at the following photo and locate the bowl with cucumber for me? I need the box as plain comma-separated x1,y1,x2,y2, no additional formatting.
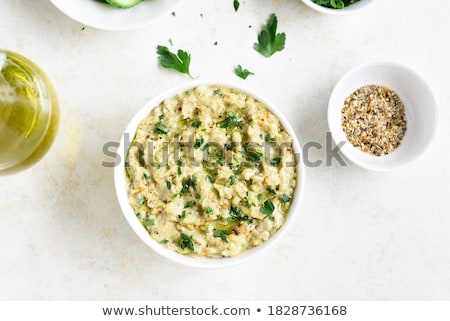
50,0,184,31
302,0,378,15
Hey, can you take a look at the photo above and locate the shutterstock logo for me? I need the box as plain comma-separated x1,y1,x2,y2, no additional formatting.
101,132,347,168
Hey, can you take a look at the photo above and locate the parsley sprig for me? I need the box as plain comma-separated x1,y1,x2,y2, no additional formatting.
234,65,255,80
254,13,286,58
157,45,194,78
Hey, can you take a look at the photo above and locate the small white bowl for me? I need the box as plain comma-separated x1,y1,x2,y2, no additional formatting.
114,81,305,268
328,62,439,172
50,0,184,31
302,0,378,15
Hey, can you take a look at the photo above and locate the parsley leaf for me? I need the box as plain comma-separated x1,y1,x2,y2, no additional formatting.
280,194,291,203
179,233,194,251
234,65,255,80
191,120,201,128
254,13,286,58
214,230,230,243
157,45,194,78
233,0,240,12
155,123,169,134
260,200,275,215
218,114,244,129
166,180,172,190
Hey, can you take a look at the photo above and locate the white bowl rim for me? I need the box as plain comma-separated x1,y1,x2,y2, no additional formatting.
114,80,305,268
50,0,185,31
301,0,379,16
327,61,439,172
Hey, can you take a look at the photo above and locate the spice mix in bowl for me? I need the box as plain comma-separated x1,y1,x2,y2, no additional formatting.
328,62,439,171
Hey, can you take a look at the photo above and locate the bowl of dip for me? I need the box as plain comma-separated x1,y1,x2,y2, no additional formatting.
50,0,184,31
328,61,439,171
114,81,304,268
302,0,378,15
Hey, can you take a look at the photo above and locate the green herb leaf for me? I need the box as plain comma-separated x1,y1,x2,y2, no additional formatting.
218,114,244,129
166,180,172,190
265,134,276,145
214,230,230,243
180,210,186,221
155,123,169,134
254,13,286,58
228,206,248,222
191,120,201,128
180,175,197,195
280,194,291,203
260,200,275,215
234,64,254,80
157,45,194,78
233,0,240,12
267,188,277,195
270,157,281,167
184,201,196,208
143,173,150,181
206,207,213,214
161,239,169,244
137,194,146,206
194,137,204,149
179,233,194,251
144,219,154,227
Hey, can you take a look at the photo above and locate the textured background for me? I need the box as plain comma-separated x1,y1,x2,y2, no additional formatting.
1,0,449,300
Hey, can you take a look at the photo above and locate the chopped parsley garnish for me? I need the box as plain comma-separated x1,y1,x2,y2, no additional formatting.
265,134,276,145
254,13,286,58
242,143,263,162
155,123,169,134
137,194,146,206
234,64,255,80
179,233,194,251
194,137,204,149
280,194,291,203
214,230,230,243
180,175,197,195
144,219,154,227
184,201,196,208
230,175,236,185
213,89,220,95
218,114,244,129
233,0,240,12
228,206,248,222
257,193,263,201
161,239,169,244
206,207,213,215
267,188,277,195
196,193,201,200
159,114,164,121
270,157,281,167
260,200,275,215
180,210,186,221
166,180,172,190
177,159,183,175
143,173,150,181
206,175,213,183
156,45,194,78
191,120,201,128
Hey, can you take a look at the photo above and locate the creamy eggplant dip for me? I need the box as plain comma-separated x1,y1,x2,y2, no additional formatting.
126,85,297,258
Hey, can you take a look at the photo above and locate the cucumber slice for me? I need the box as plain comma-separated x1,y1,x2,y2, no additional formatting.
105,0,144,9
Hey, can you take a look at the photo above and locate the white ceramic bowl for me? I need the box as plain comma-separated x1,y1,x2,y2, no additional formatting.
328,62,439,172
114,81,305,268
302,0,378,15
50,0,184,31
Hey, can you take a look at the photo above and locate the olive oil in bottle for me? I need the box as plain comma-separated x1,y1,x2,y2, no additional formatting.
0,50,59,175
